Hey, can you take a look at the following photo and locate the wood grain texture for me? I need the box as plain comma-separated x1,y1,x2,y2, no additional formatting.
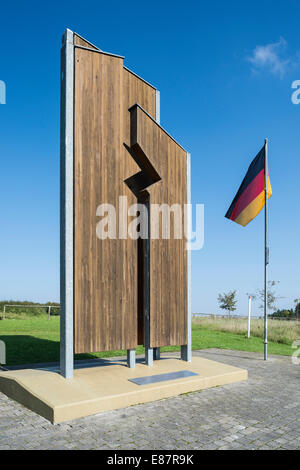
74,33,99,50
122,68,156,346
130,105,187,348
74,48,156,353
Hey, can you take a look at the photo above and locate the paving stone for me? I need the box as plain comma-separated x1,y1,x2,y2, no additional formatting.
0,349,300,450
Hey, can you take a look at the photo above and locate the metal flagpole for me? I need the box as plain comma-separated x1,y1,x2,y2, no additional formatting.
264,138,269,360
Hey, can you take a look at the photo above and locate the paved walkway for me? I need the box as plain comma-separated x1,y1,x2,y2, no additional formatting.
0,349,299,450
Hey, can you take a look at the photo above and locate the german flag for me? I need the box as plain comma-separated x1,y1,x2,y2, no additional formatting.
225,147,272,227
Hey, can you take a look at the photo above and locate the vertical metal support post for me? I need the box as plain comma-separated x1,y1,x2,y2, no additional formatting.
181,152,192,362
127,349,136,368
145,346,153,367
153,348,160,360
264,138,269,361
60,29,74,379
144,197,153,366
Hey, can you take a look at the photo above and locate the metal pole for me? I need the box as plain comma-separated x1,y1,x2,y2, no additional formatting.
247,295,251,338
60,29,74,378
144,198,153,366
264,138,268,360
181,152,192,362
127,349,136,368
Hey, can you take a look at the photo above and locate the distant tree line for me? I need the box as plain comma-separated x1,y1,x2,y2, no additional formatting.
269,299,300,319
217,285,300,319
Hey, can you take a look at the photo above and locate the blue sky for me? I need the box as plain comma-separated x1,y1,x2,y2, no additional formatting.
0,0,299,316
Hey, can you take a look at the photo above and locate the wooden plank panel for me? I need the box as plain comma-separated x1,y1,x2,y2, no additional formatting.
122,69,156,345
123,68,156,151
74,41,185,353
130,105,187,348
74,34,99,50
74,49,157,354
74,48,138,353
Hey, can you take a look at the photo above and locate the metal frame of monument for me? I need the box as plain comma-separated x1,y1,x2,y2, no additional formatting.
60,29,191,379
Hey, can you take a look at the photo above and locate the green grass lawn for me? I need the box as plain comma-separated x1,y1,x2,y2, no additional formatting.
0,316,293,366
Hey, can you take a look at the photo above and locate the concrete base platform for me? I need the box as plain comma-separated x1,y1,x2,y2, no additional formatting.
0,356,247,424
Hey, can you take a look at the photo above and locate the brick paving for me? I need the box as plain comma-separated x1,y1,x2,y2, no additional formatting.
0,349,299,450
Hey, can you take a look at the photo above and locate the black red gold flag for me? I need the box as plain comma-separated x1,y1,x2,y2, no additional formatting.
225,147,272,226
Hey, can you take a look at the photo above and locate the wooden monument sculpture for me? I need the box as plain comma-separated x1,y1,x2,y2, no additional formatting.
60,30,191,378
